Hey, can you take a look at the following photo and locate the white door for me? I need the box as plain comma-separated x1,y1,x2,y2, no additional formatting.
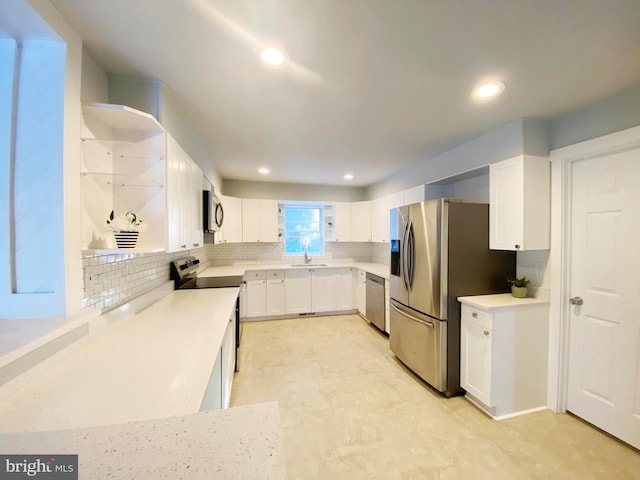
567,149,640,449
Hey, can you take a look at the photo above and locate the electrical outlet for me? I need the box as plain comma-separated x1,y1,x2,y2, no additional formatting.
535,262,545,279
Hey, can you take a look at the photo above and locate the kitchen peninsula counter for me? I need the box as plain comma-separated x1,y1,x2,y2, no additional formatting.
0,402,285,480
0,287,287,478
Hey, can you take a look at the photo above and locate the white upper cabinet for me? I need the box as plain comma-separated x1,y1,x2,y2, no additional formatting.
490,155,550,251
188,157,204,249
217,195,242,243
350,201,372,242
166,134,203,252
331,202,351,242
242,199,278,242
370,197,389,243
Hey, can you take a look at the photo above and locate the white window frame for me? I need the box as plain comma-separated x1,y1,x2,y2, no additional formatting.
282,203,325,256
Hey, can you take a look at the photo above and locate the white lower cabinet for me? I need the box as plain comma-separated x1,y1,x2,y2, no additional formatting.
284,267,357,316
311,268,337,313
284,268,312,314
460,307,492,406
201,349,223,411
244,266,366,318
336,268,356,311
459,295,550,420
220,314,235,408
266,270,285,316
245,270,267,318
201,310,235,411
356,269,366,316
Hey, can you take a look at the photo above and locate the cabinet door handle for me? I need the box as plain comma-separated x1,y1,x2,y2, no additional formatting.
483,330,490,336
472,312,478,318
514,244,521,249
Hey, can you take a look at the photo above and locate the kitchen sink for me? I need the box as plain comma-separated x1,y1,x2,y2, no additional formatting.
290,264,328,267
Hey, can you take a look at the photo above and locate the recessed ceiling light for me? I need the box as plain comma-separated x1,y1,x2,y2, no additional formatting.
343,174,354,180
258,167,270,174
261,47,285,66
472,81,505,100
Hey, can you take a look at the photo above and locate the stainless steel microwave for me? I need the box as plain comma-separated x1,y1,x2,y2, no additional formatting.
203,190,223,233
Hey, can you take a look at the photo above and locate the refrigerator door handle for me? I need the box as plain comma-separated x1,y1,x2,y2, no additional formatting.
391,303,435,328
407,221,416,290
402,221,411,292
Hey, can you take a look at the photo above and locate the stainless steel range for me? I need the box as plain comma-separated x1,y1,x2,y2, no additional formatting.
171,256,244,371
171,257,243,289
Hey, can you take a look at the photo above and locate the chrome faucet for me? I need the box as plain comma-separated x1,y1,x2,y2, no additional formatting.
304,251,312,264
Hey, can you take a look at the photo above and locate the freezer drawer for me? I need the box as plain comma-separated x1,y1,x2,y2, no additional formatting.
390,299,446,392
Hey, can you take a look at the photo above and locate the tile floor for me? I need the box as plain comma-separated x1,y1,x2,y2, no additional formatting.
230,315,640,479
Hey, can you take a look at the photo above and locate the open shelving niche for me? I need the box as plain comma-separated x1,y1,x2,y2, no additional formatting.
80,103,167,254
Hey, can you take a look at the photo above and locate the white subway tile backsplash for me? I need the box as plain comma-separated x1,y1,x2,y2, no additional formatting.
81,241,390,313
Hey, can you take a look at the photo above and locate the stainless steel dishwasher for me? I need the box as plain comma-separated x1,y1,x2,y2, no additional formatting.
366,272,385,332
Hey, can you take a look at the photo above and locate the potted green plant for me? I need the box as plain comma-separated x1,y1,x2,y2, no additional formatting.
106,210,148,248
507,276,530,298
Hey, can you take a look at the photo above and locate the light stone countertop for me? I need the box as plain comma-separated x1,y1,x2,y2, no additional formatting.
200,261,389,280
0,288,239,434
0,402,286,479
0,287,287,478
458,293,550,311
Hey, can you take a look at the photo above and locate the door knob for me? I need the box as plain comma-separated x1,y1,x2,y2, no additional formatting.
570,297,583,305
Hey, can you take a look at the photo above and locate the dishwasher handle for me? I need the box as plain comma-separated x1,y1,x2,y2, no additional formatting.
366,273,384,285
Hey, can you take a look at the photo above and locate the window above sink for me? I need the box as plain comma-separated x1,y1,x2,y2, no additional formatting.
280,202,327,257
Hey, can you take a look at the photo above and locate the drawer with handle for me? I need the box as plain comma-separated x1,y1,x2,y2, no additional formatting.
461,305,491,331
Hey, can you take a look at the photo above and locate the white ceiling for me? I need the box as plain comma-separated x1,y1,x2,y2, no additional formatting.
50,0,640,187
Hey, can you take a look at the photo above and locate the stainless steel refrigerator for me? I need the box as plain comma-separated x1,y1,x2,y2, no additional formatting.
389,198,515,397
